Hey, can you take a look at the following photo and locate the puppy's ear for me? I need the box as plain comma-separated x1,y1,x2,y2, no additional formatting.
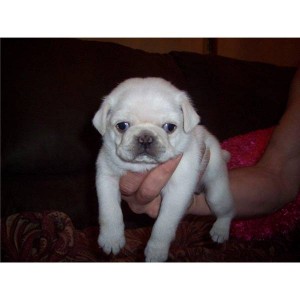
92,99,110,135
178,92,200,133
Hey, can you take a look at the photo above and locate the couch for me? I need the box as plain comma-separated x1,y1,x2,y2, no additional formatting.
2,38,299,262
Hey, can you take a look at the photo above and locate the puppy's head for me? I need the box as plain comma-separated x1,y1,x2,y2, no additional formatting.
93,78,200,164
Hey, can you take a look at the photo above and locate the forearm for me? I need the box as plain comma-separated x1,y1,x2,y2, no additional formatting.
190,67,300,219
190,166,291,218
228,166,291,218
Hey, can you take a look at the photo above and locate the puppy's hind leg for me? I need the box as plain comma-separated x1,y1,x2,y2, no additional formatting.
204,161,235,243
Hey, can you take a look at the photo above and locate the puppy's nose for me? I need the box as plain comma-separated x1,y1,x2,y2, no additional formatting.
138,134,154,147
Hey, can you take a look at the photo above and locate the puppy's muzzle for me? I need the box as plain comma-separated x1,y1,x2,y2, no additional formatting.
135,131,158,157
117,128,168,163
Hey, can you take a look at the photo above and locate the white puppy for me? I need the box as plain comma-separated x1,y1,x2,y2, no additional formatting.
93,77,235,262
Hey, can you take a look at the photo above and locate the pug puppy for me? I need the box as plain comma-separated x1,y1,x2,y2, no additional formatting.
93,77,235,262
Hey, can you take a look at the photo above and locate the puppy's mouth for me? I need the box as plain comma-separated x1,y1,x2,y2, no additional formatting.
117,144,166,164
135,143,161,158
133,153,160,163
118,149,164,164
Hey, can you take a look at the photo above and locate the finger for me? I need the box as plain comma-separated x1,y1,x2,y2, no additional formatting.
187,193,211,216
120,172,148,196
145,195,162,218
126,195,162,218
136,154,182,204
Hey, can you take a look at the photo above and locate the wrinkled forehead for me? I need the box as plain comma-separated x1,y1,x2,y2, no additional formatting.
111,88,182,123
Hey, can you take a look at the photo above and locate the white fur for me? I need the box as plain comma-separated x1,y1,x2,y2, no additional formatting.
93,77,235,262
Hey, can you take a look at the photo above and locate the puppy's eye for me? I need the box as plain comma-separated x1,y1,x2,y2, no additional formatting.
162,123,177,134
116,122,130,132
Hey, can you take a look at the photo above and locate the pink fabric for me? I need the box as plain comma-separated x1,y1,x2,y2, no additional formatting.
221,128,300,241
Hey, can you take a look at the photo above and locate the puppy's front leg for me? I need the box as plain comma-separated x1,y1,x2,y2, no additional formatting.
144,156,199,262
144,186,193,262
96,164,125,255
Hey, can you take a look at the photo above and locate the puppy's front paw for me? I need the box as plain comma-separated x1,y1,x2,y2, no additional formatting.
144,240,169,262
98,227,126,255
209,220,230,243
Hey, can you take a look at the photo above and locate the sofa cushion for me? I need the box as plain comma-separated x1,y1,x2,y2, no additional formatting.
170,51,296,140
2,39,186,175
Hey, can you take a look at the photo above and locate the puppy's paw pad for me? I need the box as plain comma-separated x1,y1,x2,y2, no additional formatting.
98,232,126,255
144,243,169,262
209,225,229,243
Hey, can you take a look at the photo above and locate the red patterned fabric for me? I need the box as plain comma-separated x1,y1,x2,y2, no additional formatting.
1,211,98,262
2,212,300,262
2,128,300,262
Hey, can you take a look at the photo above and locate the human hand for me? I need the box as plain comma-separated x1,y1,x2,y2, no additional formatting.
120,146,210,218
119,155,182,218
